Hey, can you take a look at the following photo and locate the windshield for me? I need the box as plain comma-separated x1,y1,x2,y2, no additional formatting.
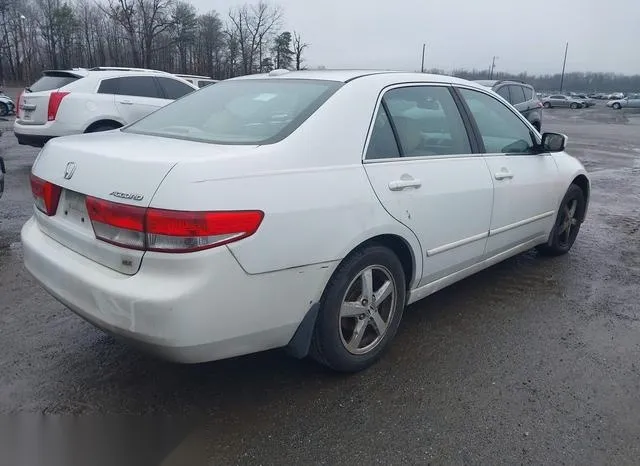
125,78,343,145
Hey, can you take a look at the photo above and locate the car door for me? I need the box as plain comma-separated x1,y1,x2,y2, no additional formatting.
112,76,168,124
457,87,561,257
363,85,494,286
629,95,640,108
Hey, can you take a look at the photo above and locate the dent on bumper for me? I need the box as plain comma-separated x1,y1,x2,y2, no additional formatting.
21,217,336,363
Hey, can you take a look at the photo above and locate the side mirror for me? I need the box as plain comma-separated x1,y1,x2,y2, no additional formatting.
541,132,567,153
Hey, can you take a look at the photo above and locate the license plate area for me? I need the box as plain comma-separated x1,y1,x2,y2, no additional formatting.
60,190,92,230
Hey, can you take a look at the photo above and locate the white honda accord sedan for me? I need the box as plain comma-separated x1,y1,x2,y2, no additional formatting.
22,70,590,372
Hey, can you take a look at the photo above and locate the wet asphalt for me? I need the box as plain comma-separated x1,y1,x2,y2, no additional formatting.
1,104,640,465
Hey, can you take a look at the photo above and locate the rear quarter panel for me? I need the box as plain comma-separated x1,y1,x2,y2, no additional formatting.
149,77,425,286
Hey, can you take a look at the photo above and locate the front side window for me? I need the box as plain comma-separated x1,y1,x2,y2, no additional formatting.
157,77,195,100
380,86,471,157
125,79,342,145
116,76,162,98
459,88,536,154
509,85,526,104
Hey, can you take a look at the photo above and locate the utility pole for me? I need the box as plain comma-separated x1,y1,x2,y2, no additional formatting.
421,43,426,73
559,42,569,92
489,56,498,79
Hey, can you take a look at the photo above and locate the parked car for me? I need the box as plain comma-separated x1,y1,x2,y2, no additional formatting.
0,90,15,116
22,70,590,372
175,74,219,88
607,92,625,100
541,95,584,109
474,80,543,131
571,94,595,107
14,67,198,147
607,94,640,109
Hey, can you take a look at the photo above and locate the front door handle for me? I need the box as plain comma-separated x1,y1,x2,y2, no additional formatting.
494,171,514,180
388,178,422,191
119,100,133,105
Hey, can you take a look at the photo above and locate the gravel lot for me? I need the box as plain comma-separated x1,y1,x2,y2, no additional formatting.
1,103,640,465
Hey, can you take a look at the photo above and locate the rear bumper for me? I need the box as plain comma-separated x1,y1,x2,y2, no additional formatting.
15,132,54,147
14,119,76,147
21,217,334,363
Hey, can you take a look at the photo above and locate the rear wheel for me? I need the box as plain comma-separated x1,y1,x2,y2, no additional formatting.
0,102,8,117
537,184,585,256
543,102,551,108
570,102,578,109
85,122,121,133
310,244,406,372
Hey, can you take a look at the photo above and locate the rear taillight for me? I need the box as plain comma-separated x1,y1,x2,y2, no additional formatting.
85,196,146,250
30,174,62,216
16,91,23,117
85,196,264,253
47,91,69,121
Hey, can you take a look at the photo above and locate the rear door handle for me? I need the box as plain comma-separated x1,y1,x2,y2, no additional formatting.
494,171,514,180
388,179,422,191
119,100,133,105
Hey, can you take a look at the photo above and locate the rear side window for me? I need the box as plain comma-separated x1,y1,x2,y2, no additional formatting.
125,79,342,145
496,86,510,102
509,85,526,104
523,87,534,100
98,78,119,94
198,81,215,88
28,73,79,92
157,77,195,99
381,86,472,157
115,76,162,98
366,106,400,159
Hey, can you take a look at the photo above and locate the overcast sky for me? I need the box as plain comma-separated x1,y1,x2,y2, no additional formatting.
190,0,640,75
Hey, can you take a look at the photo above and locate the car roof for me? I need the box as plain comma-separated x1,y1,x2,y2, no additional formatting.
231,69,486,88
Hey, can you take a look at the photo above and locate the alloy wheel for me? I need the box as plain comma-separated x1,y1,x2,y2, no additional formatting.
557,199,578,248
339,265,397,355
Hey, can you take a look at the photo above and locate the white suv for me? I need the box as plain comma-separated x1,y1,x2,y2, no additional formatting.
15,67,197,147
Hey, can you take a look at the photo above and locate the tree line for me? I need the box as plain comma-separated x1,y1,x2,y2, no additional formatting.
0,0,309,85
446,69,640,93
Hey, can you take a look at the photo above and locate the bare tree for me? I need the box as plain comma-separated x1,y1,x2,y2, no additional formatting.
292,30,308,70
228,2,281,75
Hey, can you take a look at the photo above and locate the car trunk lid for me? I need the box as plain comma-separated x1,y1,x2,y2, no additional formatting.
30,131,260,275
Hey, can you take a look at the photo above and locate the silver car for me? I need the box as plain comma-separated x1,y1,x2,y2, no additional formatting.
542,94,583,109
607,94,640,110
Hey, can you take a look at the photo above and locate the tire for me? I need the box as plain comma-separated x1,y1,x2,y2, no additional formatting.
310,244,406,372
85,123,121,133
0,102,8,117
612,102,621,110
570,102,578,109
543,102,551,108
537,184,586,256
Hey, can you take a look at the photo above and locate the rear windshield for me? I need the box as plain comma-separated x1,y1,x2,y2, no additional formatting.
28,73,80,92
125,79,343,145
